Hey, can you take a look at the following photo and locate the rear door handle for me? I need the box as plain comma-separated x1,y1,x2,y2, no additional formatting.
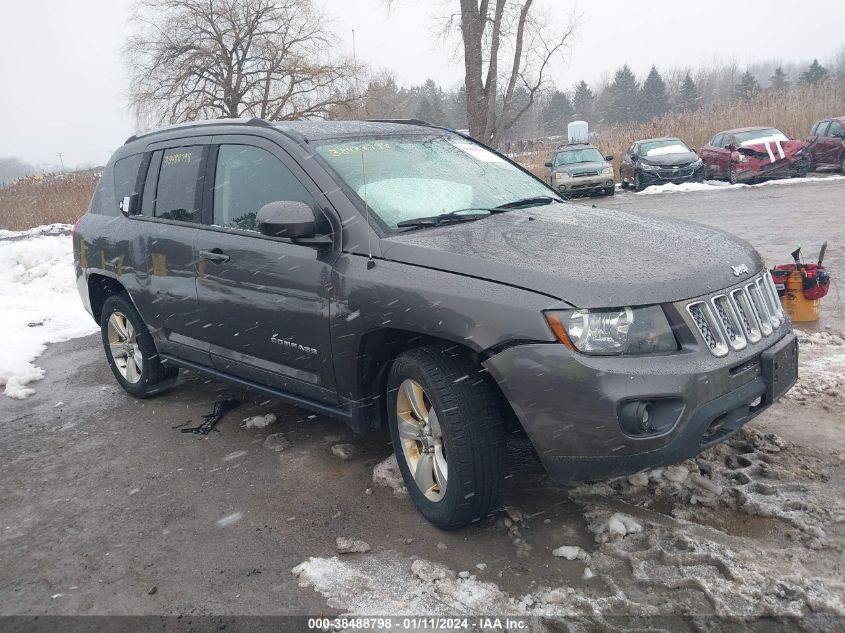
199,248,230,263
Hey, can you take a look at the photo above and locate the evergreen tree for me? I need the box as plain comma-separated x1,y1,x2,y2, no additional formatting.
800,59,829,85
572,80,595,122
734,70,759,101
541,90,574,136
415,78,448,124
769,67,790,90
450,86,468,129
677,73,700,111
605,65,640,124
640,65,669,121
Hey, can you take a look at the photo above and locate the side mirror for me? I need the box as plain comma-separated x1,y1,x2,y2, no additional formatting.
605,155,614,161
726,143,736,151
544,161,553,168
630,153,638,159
257,201,318,239
118,193,140,216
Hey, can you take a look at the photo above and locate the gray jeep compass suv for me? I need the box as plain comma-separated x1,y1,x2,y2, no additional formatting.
73,118,797,529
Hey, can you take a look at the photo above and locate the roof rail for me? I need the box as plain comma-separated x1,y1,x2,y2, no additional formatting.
364,118,437,127
124,117,273,144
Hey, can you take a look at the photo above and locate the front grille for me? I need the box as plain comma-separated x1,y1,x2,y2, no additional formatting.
687,272,786,357
572,170,599,177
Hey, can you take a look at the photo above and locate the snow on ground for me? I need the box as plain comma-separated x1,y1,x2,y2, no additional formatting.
635,175,845,195
0,225,97,398
295,427,845,625
786,329,845,407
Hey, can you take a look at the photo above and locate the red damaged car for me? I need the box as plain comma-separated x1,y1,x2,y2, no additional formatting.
700,127,808,184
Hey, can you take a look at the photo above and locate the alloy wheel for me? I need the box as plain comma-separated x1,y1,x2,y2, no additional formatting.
395,378,447,501
107,311,143,383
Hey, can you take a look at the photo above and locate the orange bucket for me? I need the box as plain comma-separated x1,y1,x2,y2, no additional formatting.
781,270,821,322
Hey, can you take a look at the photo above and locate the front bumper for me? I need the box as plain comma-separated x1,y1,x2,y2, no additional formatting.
639,165,704,185
483,309,795,482
555,175,614,194
735,157,805,182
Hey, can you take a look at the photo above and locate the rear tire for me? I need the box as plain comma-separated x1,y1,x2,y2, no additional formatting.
387,346,506,530
840,153,845,174
100,294,178,398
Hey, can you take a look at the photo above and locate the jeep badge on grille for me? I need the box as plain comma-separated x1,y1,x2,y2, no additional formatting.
731,264,750,277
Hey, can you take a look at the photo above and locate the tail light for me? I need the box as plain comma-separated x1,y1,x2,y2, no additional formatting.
71,217,81,241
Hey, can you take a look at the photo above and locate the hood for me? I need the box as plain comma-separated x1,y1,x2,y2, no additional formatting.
640,151,699,166
553,161,607,175
738,138,806,161
379,203,762,307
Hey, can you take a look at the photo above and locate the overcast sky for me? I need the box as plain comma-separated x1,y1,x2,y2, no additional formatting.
1,0,841,168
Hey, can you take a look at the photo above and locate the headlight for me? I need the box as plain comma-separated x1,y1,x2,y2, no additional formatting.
554,172,569,181
640,163,660,171
602,166,613,175
545,306,678,355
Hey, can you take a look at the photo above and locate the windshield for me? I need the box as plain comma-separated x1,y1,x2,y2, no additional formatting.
640,139,690,156
735,128,788,145
314,134,555,230
554,147,605,166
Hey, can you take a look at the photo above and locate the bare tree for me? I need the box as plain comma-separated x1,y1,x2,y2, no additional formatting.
125,0,359,126
389,1,576,146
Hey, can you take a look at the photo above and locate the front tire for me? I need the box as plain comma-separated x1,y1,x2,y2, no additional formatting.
387,346,506,530
100,294,178,398
633,171,645,191
604,186,615,196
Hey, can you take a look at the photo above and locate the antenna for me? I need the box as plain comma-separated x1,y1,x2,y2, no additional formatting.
352,29,375,270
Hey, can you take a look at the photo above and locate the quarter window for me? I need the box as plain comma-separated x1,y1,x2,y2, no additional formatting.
815,121,830,137
212,144,313,232
113,154,142,204
152,146,205,222
710,134,723,148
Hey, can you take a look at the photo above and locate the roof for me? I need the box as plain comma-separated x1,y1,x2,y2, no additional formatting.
720,126,776,135
555,142,596,150
636,137,684,144
125,118,443,145
272,119,439,141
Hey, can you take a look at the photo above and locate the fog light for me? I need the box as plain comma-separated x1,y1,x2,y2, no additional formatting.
606,180,614,186
620,401,653,435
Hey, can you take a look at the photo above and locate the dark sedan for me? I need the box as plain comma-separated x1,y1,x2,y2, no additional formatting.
620,137,704,191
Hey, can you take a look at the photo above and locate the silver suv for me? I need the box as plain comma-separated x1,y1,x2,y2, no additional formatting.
545,143,615,197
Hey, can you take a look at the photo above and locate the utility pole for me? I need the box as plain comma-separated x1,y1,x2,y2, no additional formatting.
56,153,65,172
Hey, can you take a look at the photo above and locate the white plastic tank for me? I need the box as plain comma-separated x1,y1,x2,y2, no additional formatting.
567,120,589,144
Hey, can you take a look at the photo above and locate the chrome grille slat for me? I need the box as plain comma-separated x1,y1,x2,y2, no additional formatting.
747,282,774,337
761,272,784,322
711,295,746,350
687,301,728,357
730,288,762,343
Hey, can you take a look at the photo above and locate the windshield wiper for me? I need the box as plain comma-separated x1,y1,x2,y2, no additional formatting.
491,196,557,211
396,210,491,229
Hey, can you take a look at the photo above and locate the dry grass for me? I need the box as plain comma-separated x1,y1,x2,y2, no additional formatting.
0,170,101,231
516,81,845,179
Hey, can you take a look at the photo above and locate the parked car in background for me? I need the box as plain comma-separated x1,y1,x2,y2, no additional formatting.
544,143,615,197
620,137,704,191
805,117,845,173
700,127,808,184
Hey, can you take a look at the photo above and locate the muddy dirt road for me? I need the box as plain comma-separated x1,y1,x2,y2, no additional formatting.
1,179,844,630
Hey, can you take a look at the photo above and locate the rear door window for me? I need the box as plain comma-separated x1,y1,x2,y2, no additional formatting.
710,134,723,148
212,144,314,232
151,146,205,222
815,121,830,137
827,121,841,137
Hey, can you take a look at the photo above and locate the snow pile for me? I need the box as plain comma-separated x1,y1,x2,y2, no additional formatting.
241,413,277,429
786,330,845,407
635,175,845,195
372,454,407,496
0,230,98,398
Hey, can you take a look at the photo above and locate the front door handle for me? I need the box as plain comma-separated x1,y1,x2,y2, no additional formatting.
199,248,230,263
